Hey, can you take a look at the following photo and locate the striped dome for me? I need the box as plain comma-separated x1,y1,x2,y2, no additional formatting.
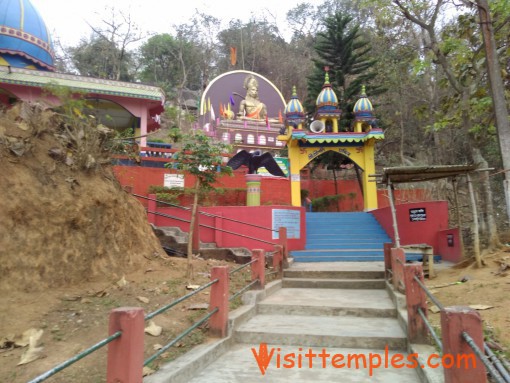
284,86,305,118
353,85,374,119
316,72,338,110
0,0,55,71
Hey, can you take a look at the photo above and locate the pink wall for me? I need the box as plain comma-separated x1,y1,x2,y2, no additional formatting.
149,203,306,252
371,201,450,255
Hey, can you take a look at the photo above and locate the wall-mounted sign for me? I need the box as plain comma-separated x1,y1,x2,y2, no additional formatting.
409,208,426,222
164,174,184,189
272,209,300,239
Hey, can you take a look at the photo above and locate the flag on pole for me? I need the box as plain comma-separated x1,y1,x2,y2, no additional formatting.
230,47,237,66
266,115,270,130
210,105,216,121
207,97,211,112
278,109,283,124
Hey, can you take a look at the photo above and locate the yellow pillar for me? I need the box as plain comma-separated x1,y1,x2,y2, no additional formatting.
362,139,378,211
288,141,302,207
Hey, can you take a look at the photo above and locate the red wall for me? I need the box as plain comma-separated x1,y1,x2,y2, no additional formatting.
149,203,306,252
437,228,462,262
371,201,450,255
114,166,291,207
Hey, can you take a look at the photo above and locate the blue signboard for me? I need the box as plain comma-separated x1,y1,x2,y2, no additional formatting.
272,209,300,239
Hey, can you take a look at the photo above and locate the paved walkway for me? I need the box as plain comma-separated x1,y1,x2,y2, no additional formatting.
145,262,442,383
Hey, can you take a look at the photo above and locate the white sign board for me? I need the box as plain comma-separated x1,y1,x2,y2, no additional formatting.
272,209,300,239
164,174,184,189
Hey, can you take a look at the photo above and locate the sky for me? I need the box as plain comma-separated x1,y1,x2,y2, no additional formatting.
30,0,312,47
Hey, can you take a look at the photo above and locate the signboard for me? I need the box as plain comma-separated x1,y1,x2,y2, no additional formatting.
272,209,300,239
409,208,426,222
164,174,184,189
257,157,289,177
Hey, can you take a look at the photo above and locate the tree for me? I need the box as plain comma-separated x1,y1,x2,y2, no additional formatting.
305,11,383,127
166,131,232,280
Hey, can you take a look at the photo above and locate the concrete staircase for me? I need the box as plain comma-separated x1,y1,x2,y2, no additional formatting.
145,263,432,383
291,212,392,262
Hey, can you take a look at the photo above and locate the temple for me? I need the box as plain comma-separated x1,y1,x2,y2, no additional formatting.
0,0,165,147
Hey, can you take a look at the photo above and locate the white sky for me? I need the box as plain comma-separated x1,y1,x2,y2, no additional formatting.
30,0,314,47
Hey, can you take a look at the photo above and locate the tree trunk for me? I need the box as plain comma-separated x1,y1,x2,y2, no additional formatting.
187,178,200,281
472,148,501,249
476,0,510,224
467,173,482,268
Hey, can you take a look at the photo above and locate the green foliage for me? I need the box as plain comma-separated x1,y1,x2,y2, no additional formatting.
311,195,341,212
167,130,233,190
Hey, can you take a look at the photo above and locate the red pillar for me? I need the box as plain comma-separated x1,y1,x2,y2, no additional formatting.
441,307,487,383
251,249,266,289
107,307,145,383
278,227,288,267
148,193,157,225
273,245,283,278
403,264,428,343
209,266,229,338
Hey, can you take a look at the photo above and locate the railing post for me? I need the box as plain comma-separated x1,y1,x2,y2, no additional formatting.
441,307,487,383
273,245,283,278
251,249,266,289
384,242,393,280
106,307,145,383
148,193,157,225
278,227,289,267
403,264,428,343
192,207,200,253
391,248,405,293
209,266,229,338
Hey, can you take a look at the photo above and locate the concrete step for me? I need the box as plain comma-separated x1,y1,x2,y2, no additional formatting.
283,269,384,280
291,253,385,262
282,277,385,289
257,288,396,318
185,343,422,382
305,243,388,250
235,314,407,350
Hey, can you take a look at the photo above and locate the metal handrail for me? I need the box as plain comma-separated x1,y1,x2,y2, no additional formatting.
229,259,257,275
135,193,278,232
146,209,278,246
27,331,121,383
144,307,219,366
145,279,219,321
485,343,510,383
229,279,260,302
413,275,444,311
417,307,443,352
462,332,505,383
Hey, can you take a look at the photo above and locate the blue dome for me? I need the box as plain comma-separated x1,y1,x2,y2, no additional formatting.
353,85,374,119
0,0,55,71
284,86,305,118
316,72,338,110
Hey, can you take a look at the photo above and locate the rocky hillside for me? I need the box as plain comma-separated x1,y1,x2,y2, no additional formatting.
0,102,166,292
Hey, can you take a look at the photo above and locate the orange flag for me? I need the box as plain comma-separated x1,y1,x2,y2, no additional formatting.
220,103,224,117
230,47,237,66
278,109,283,124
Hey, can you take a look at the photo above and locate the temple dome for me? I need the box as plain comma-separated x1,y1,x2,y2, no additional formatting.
316,72,338,110
353,85,374,119
0,0,55,71
284,86,305,119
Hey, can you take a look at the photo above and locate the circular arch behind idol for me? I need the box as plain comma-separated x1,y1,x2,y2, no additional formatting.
199,70,286,120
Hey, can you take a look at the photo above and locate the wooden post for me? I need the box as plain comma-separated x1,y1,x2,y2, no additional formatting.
148,193,157,225
466,174,482,267
387,180,401,247
107,307,145,383
403,264,428,343
391,248,405,293
441,306,487,383
209,266,229,338
251,249,266,289
192,206,200,254
384,243,393,280
452,177,465,259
